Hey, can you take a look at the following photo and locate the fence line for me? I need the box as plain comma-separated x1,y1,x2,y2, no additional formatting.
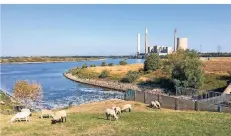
125,90,231,114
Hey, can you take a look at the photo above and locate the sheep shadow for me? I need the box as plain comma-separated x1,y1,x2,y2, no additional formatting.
97,117,108,121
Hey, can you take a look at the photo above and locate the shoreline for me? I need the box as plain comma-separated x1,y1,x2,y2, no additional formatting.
0,58,106,64
63,73,142,92
63,73,164,93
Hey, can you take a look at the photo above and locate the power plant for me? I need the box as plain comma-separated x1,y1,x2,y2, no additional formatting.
136,28,188,58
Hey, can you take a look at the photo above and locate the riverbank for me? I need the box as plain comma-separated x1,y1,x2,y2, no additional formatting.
64,73,163,93
0,57,105,64
64,73,141,92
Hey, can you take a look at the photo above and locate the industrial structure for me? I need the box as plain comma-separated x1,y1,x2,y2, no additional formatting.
145,28,148,56
177,38,188,50
148,46,173,56
137,33,140,56
136,27,188,58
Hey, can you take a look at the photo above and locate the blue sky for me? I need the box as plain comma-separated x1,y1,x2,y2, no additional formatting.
1,5,231,56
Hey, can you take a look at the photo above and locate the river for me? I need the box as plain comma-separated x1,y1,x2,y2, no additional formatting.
0,59,144,109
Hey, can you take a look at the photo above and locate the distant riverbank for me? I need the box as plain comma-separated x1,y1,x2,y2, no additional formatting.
0,57,105,64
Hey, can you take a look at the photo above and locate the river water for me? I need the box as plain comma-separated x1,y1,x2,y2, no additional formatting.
0,59,144,109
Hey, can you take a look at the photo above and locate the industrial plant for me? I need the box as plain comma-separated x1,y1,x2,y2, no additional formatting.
136,28,188,58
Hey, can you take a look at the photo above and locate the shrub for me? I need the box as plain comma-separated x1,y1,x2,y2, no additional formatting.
119,60,127,65
90,64,96,67
82,63,88,69
13,81,43,108
144,53,162,71
166,49,204,89
99,70,109,78
121,71,140,83
101,62,107,66
108,63,114,66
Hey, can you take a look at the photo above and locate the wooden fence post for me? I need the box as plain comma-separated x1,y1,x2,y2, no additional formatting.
144,92,146,104
175,98,179,110
134,90,136,101
195,101,199,111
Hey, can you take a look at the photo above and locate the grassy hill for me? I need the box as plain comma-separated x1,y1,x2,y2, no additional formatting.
1,99,231,136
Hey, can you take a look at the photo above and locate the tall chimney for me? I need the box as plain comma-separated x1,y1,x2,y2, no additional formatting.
137,33,140,55
174,28,177,52
145,28,148,55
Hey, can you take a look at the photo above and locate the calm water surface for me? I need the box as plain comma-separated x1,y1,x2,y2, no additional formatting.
0,59,144,109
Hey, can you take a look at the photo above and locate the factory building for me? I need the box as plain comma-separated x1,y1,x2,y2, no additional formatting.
148,45,173,56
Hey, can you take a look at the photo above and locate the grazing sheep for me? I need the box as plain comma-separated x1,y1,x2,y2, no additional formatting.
10,111,31,123
150,101,161,109
51,110,67,124
121,104,132,112
105,108,118,121
112,107,121,115
40,109,54,118
21,108,32,116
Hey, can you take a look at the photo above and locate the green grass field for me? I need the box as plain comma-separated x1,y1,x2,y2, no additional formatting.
1,99,231,136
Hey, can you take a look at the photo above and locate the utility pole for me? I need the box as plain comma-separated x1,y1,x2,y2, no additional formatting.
174,28,177,52
200,45,202,53
218,45,221,56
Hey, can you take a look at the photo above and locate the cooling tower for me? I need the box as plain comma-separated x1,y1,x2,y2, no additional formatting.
177,38,188,50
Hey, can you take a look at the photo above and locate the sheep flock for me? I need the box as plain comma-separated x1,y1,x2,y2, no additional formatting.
10,100,161,124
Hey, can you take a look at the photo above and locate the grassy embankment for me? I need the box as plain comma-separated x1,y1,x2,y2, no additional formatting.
0,91,19,115
1,99,231,136
0,57,104,63
68,58,231,91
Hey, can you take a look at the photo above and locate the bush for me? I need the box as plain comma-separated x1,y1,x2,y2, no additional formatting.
82,63,88,69
144,54,162,71
121,71,140,83
101,62,107,66
166,49,204,89
99,70,109,78
90,64,96,67
119,60,127,65
108,63,114,66
13,81,43,108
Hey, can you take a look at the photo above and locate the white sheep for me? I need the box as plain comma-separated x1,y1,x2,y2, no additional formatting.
51,110,67,124
40,109,54,118
121,104,132,112
112,106,121,115
105,108,118,121
21,108,32,116
150,101,161,109
10,111,31,123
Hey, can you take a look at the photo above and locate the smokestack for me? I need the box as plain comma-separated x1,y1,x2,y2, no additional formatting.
174,28,177,52
137,33,140,55
145,28,148,55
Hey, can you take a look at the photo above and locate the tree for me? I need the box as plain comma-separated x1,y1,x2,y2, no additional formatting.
119,60,127,65
144,54,162,72
13,80,43,108
108,63,114,66
101,62,107,66
90,64,96,67
82,63,88,69
121,71,140,83
166,49,204,89
99,70,109,78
